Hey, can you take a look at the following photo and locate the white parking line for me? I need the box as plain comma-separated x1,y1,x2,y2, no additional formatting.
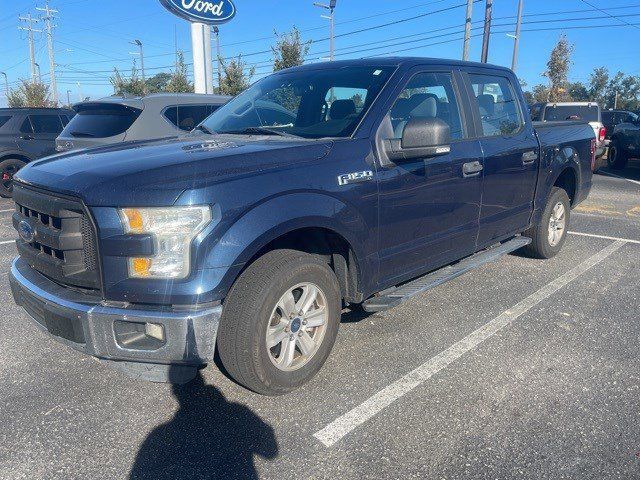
569,230,640,245
314,240,627,447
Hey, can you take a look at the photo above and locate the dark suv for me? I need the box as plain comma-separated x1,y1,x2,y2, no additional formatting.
0,107,74,197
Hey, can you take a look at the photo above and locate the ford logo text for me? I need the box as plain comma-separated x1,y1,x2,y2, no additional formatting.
159,0,236,24
18,220,34,243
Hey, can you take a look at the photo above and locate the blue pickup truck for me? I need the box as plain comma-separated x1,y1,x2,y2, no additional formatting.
9,58,595,395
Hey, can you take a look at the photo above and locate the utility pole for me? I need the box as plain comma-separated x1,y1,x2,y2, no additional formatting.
34,62,42,82
480,0,493,63
18,14,40,81
66,89,71,107
0,72,8,100
614,91,619,109
130,39,145,93
77,82,83,102
36,2,58,104
314,0,337,61
462,0,473,61
511,0,524,71
213,26,222,92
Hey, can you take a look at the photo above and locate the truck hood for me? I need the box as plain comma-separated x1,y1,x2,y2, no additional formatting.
15,135,333,206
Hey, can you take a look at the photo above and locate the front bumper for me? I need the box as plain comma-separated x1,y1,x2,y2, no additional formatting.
9,257,222,383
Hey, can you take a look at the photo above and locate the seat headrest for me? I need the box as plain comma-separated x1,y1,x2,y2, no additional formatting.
410,93,438,118
477,94,495,116
329,99,356,120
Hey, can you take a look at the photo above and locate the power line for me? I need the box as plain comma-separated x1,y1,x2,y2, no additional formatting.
578,0,640,31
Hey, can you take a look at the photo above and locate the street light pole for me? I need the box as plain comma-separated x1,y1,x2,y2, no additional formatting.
314,0,337,61
66,89,71,107
130,39,145,93
1,72,9,100
511,0,524,71
213,26,222,92
34,63,41,82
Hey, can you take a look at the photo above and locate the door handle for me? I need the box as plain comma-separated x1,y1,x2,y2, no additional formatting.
462,161,483,177
522,150,538,165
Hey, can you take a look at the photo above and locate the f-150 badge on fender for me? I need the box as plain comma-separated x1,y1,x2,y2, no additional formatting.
337,170,374,186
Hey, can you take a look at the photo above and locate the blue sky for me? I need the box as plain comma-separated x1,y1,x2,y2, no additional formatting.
1,0,639,106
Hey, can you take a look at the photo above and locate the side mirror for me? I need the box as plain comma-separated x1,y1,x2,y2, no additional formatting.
385,117,451,161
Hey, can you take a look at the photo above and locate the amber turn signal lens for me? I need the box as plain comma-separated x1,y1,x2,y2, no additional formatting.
122,208,144,232
131,257,151,276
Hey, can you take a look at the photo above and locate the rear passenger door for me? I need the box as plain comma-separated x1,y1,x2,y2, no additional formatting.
376,68,483,287
463,71,539,247
16,114,64,159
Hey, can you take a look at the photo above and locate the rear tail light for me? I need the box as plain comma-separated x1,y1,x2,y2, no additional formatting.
590,138,597,171
598,126,606,142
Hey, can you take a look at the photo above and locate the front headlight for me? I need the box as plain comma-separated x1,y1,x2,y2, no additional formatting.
119,206,211,279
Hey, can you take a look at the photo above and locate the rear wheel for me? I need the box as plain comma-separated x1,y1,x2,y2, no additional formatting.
522,187,570,259
607,140,628,170
216,249,342,395
0,158,26,198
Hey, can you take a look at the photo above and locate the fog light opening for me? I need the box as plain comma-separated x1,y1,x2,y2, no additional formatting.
114,321,166,351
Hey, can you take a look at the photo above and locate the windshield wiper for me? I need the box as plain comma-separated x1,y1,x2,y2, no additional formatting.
195,124,216,135
223,127,300,138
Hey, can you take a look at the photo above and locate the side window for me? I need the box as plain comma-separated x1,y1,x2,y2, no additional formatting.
164,105,212,131
388,71,464,140
0,115,12,128
469,74,524,137
29,114,63,134
20,117,33,134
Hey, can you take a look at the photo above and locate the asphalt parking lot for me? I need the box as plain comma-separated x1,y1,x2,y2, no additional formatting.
0,169,638,480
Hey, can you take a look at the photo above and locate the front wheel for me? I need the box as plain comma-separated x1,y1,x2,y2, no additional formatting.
0,158,26,198
521,187,570,259
607,140,628,170
216,249,342,395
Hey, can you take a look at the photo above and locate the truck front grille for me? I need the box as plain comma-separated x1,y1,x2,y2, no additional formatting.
12,183,101,291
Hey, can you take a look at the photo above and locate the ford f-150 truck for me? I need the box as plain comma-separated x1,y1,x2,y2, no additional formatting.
9,58,595,395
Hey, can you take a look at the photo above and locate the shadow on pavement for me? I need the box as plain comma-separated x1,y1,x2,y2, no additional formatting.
597,159,640,182
129,371,278,480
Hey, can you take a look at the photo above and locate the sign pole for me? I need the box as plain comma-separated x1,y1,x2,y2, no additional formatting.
191,22,207,93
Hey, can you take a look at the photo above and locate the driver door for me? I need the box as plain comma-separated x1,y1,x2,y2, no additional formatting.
375,68,483,288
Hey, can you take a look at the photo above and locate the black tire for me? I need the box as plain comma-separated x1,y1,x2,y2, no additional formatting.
521,187,571,259
607,140,629,170
0,158,26,198
216,249,342,395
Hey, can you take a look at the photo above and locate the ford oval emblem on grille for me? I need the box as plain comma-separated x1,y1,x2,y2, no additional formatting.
18,220,34,243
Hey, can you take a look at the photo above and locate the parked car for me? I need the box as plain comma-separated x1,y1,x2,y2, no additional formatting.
55,93,231,153
9,58,594,394
530,101,605,157
606,111,640,169
601,109,637,139
0,107,74,197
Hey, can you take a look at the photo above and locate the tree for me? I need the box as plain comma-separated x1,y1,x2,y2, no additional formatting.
8,79,54,107
568,81,589,101
605,72,640,110
532,84,550,103
545,35,573,102
166,51,194,93
271,27,311,72
145,72,172,93
110,61,145,96
589,66,609,106
218,56,255,96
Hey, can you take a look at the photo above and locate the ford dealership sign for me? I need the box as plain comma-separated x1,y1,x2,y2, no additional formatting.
160,0,236,24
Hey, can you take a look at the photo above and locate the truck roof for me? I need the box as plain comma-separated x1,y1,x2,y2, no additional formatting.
73,93,232,110
276,57,514,74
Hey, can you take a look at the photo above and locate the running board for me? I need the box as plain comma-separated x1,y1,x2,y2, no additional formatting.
362,236,531,313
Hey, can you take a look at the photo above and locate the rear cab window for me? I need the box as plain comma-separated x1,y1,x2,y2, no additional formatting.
469,73,525,137
62,103,142,138
0,115,12,129
543,104,599,122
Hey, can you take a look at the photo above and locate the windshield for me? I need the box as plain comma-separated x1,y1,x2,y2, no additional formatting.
200,65,395,139
543,105,599,122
